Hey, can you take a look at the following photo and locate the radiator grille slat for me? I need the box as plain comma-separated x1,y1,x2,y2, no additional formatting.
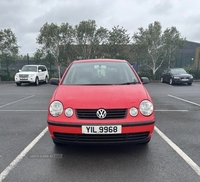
53,132,149,144
76,109,127,119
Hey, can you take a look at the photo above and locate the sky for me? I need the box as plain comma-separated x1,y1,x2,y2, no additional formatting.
0,0,200,56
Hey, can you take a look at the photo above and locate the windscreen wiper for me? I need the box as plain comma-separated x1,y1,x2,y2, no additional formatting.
119,82,140,85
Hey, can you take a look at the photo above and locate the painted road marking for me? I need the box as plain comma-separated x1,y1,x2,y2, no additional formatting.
0,95,35,108
168,94,200,107
155,126,200,176
0,127,48,182
155,110,188,112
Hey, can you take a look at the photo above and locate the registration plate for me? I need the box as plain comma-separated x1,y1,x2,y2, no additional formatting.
182,78,188,81
82,125,122,134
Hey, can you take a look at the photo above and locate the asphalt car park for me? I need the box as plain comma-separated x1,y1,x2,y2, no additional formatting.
0,82,200,182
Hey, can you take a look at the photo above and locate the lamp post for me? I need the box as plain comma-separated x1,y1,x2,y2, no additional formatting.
191,57,194,66
27,53,29,65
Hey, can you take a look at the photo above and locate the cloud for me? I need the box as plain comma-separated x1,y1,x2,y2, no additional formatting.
0,0,200,55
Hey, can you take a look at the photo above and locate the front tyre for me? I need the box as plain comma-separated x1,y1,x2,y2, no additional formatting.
169,78,173,85
160,77,164,83
52,139,63,146
16,83,21,86
45,76,48,84
140,137,151,144
35,77,39,86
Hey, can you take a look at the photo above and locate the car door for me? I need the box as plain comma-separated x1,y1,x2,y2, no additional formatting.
165,69,172,83
38,66,45,80
162,69,168,82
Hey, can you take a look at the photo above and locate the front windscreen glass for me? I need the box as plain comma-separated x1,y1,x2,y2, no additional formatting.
171,68,187,74
21,66,37,72
61,61,140,85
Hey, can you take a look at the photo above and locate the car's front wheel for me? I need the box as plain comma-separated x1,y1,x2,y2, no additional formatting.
45,76,48,84
160,77,164,83
140,137,151,144
169,78,173,85
188,82,192,85
52,139,63,146
35,77,39,86
16,83,21,86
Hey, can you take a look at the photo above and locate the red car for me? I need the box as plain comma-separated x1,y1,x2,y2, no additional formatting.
47,59,155,145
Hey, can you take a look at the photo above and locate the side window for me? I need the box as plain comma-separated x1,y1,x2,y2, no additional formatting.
41,66,46,72
38,66,43,72
163,69,168,74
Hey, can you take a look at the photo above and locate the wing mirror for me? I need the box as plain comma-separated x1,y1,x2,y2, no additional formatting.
141,77,149,84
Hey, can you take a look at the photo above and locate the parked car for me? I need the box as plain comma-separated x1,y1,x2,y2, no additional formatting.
47,59,155,145
160,68,193,85
14,65,49,86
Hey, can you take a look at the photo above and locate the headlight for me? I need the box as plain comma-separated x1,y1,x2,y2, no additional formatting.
15,74,19,78
29,74,35,77
139,100,153,116
130,107,138,117
49,101,63,116
65,108,73,117
173,76,179,79
190,76,193,79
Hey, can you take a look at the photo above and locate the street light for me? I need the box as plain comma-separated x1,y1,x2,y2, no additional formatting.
190,57,194,66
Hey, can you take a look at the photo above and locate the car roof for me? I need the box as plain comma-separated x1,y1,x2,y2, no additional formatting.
23,65,46,67
164,68,184,70
73,59,127,63
170,68,183,69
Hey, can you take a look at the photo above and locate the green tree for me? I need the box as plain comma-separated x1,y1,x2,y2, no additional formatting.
36,22,74,79
163,27,185,68
92,26,109,58
74,20,96,59
106,26,130,59
73,20,109,59
133,21,185,76
0,28,19,80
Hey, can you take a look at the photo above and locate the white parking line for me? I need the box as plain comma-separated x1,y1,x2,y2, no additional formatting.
155,126,200,176
0,95,35,108
0,127,48,182
155,110,188,112
168,94,200,107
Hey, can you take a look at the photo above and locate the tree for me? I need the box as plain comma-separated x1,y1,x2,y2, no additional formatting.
163,27,185,68
73,20,109,59
36,22,74,79
0,28,19,80
106,26,130,59
92,26,109,58
74,20,96,59
132,21,185,76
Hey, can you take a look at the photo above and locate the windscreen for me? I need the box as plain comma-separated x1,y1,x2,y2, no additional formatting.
171,68,187,74
21,65,37,72
62,61,140,85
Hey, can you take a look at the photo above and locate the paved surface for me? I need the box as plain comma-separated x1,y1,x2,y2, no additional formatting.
0,82,200,182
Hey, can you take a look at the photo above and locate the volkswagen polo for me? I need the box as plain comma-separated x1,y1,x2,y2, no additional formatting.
47,59,155,145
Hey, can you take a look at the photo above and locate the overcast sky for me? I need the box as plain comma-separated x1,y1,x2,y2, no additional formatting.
0,0,200,56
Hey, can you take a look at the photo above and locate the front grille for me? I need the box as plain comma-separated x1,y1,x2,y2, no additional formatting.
180,76,190,79
53,132,149,144
76,109,127,119
19,74,29,78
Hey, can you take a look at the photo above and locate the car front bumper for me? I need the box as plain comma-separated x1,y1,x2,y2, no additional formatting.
47,121,155,144
173,78,193,84
15,77,36,83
